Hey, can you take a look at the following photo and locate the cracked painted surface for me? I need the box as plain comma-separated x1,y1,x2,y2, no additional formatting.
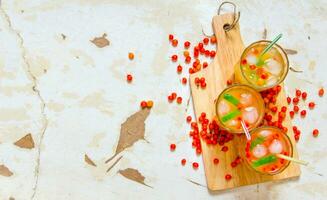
0,0,326,199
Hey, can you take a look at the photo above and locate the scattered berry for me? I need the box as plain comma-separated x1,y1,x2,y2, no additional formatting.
170,143,176,151
210,35,216,43
177,97,182,104
126,74,133,82
301,92,307,100
225,174,232,181
147,100,153,108
186,116,192,123
181,159,186,165
213,158,219,165
169,34,174,41
171,55,178,62
308,102,315,109
128,52,134,60
192,162,199,169
184,41,190,48
289,111,294,118
287,97,291,104
300,110,306,117
227,79,233,85
312,129,319,137
140,101,147,108
293,105,299,113
293,97,299,105
203,62,208,68
203,38,209,45
177,65,183,73
182,77,187,85
172,39,178,47
221,146,228,152
319,88,324,97
295,89,301,97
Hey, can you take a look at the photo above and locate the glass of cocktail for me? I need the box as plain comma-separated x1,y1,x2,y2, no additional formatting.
234,40,289,91
215,84,265,133
244,126,293,175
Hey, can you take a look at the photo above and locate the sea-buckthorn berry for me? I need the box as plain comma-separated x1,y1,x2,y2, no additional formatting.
213,158,219,164
189,68,194,74
201,82,206,88
221,146,228,152
183,51,190,57
295,89,301,97
170,143,176,151
204,50,210,57
186,116,192,123
201,112,206,118
241,59,247,65
308,102,315,109
126,74,133,82
227,79,233,85
294,134,300,142
225,174,232,180
210,50,216,58
177,97,182,104
128,52,134,60
281,106,287,112
140,101,147,108
193,50,199,58
203,62,208,68
198,43,203,49
319,88,324,97
184,41,190,48
195,77,200,85
203,38,209,45
231,161,237,168
171,92,177,99
182,77,187,84
147,101,153,108
271,106,278,113
185,56,191,63
293,97,299,104
169,34,174,41
210,35,216,43
287,97,291,104
168,95,173,102
313,129,319,137
171,55,178,62
300,110,306,117
293,105,299,112
177,65,183,73
302,92,307,99
249,65,256,70
181,159,186,165
192,162,199,169
172,39,178,47
289,111,294,118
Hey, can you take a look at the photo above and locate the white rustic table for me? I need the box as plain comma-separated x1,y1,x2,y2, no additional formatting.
0,0,326,199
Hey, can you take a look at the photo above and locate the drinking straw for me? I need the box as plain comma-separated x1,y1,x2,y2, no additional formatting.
260,33,283,57
240,120,251,140
257,33,282,66
276,154,309,166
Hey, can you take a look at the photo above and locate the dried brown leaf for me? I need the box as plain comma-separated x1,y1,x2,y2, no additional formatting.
284,48,298,55
91,33,110,48
119,168,152,188
84,154,96,167
0,165,13,177
14,133,35,149
105,109,150,163
262,28,267,39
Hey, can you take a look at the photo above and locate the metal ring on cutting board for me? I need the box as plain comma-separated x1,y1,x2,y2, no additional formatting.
217,1,240,32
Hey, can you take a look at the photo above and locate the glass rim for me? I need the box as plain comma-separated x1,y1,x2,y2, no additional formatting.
239,40,289,91
244,126,294,176
215,84,265,133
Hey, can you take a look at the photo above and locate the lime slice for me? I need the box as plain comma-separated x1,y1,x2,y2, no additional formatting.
221,109,241,122
223,94,240,106
252,155,277,168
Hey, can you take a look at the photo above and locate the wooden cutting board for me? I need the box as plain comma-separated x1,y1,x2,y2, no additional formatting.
189,13,301,191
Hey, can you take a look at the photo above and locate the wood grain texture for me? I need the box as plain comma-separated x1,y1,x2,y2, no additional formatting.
190,13,300,191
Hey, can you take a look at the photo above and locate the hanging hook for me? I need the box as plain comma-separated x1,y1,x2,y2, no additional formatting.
217,1,240,32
